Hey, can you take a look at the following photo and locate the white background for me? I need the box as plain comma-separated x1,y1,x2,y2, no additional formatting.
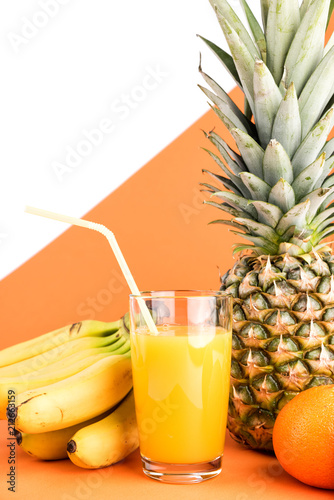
0,0,261,280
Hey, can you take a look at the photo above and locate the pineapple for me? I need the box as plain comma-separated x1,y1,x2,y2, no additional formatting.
200,0,334,450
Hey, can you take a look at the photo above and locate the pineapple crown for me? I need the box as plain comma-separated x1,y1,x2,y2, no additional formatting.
200,0,334,257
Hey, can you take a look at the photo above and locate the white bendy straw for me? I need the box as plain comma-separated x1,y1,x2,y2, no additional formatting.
25,206,158,334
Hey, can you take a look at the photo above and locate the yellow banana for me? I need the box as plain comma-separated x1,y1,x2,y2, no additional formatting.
0,328,126,378
15,409,113,460
15,352,132,433
67,390,139,469
0,319,122,368
0,329,128,378
0,338,130,420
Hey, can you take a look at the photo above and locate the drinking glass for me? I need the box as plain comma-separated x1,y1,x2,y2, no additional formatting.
129,290,232,484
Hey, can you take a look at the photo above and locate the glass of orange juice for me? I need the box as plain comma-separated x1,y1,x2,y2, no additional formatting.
129,290,232,484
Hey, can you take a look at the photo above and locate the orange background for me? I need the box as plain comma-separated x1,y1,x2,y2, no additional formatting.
0,15,333,500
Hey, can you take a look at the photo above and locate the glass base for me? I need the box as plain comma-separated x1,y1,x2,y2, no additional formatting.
141,454,222,484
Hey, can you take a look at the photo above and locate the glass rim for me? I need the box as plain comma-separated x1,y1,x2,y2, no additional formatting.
129,289,233,300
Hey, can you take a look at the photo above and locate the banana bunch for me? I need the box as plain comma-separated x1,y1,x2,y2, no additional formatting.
0,315,139,468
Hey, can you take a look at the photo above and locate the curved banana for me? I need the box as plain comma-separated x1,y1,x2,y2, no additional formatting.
0,319,122,368
0,338,130,420
0,328,125,378
67,390,138,469
15,409,113,460
15,352,132,433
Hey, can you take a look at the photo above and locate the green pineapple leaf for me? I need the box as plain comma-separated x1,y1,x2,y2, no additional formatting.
248,201,283,228
208,102,243,134
314,225,334,243
275,200,310,236
230,231,279,253
288,237,314,253
323,173,334,189
260,0,269,32
202,151,245,186
324,94,334,115
234,218,279,242
198,80,255,137
278,225,296,243
204,133,246,175
205,200,255,219
300,0,312,20
203,173,242,196
209,0,260,59
199,84,247,134
320,191,334,214
263,140,294,186
198,64,249,127
266,0,300,85
213,190,258,217
208,219,248,231
197,36,241,87
203,164,250,197
199,182,221,194
316,156,334,188
298,46,334,139
292,106,334,177
268,179,295,212
292,153,326,201
231,128,264,178
321,137,334,158
300,186,334,220
206,130,245,169
271,82,301,158
232,244,268,255
277,241,305,255
202,145,244,179
244,96,253,120
327,0,334,27
240,0,267,61
239,172,271,201
312,214,334,235
215,12,256,114
253,59,282,148
310,204,334,229
284,0,330,95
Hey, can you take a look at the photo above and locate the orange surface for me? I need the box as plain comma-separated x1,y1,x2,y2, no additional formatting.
0,14,333,499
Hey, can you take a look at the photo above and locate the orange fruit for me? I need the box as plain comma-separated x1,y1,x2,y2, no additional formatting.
273,384,334,490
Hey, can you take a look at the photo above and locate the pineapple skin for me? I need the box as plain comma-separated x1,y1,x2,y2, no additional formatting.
221,252,334,450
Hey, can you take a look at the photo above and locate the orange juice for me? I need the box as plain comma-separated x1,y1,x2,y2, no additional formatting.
130,325,232,464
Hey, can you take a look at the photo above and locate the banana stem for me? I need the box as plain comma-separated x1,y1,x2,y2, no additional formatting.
67,440,77,453
15,432,22,446
122,313,130,333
